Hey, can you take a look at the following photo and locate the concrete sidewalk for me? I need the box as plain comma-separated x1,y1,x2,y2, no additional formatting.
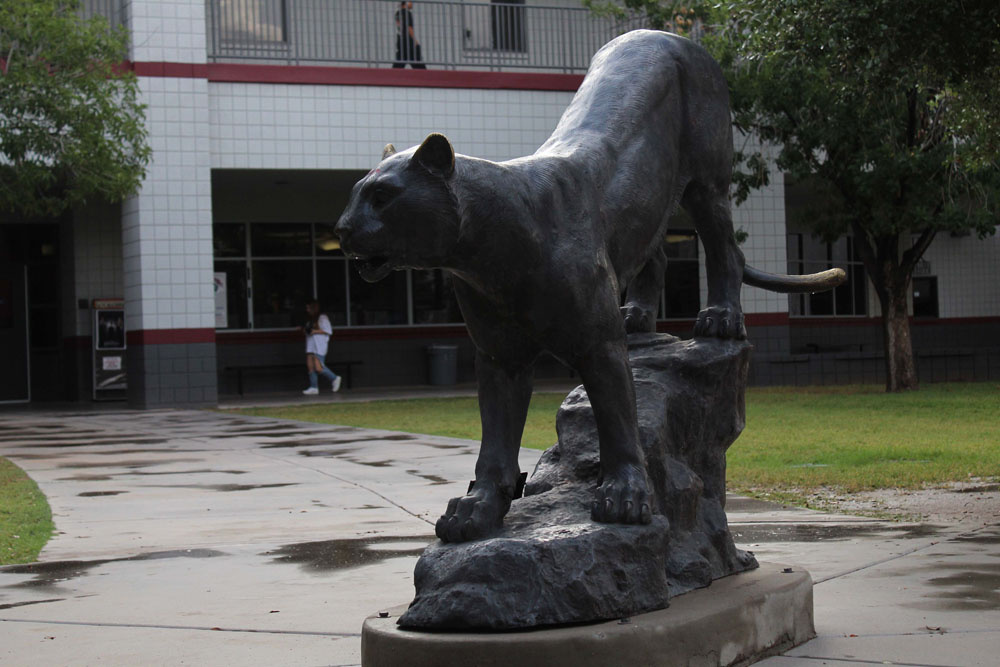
1,408,996,666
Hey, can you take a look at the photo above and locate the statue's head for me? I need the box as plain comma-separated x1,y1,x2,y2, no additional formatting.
335,133,460,282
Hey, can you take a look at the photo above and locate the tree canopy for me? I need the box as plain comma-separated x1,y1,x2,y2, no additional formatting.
0,0,150,219
589,0,1000,390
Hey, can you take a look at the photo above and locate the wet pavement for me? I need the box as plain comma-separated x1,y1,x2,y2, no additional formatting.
1,408,997,666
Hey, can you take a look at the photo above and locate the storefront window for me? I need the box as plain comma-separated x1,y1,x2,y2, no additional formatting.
251,260,312,329
412,269,464,324
348,262,408,326
787,234,867,316
213,222,464,330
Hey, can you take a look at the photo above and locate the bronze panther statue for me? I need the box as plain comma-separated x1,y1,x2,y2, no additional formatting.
335,30,843,543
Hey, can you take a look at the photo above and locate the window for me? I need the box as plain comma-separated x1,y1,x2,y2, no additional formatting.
215,0,288,52
658,231,700,319
491,0,527,53
787,234,867,316
213,222,464,330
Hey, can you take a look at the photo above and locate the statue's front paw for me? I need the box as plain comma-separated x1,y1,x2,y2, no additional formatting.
694,305,746,339
621,304,655,334
591,464,653,525
435,481,511,543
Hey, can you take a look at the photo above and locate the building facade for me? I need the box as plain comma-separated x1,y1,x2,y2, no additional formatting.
2,0,997,406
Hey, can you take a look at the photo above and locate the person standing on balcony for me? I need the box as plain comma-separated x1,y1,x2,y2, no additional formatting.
394,2,426,69
302,299,342,395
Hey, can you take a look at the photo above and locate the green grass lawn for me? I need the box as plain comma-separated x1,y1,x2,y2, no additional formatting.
0,457,54,565
237,382,999,496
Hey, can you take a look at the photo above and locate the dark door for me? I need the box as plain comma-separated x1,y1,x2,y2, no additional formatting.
912,277,939,318
0,264,30,402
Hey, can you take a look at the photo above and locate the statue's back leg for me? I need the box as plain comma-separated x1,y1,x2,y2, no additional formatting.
621,245,667,334
682,181,747,339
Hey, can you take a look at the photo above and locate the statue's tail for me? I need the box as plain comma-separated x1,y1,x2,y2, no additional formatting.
743,265,846,293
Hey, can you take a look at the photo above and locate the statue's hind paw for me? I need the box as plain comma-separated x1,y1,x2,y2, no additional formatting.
591,463,653,525
694,306,746,339
435,481,512,543
621,304,655,334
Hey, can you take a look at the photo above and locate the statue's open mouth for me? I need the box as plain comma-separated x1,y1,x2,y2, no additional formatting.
356,255,394,282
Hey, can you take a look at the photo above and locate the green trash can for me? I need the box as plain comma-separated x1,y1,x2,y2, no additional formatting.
426,345,458,386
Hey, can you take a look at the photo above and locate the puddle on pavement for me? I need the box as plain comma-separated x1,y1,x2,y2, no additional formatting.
297,448,360,458
58,458,204,469
0,598,65,610
78,491,128,497
17,439,170,448
263,535,434,573
725,497,792,513
406,470,450,484
347,459,395,468
953,484,1000,493
150,483,298,492
901,561,1000,612
262,434,417,449
57,469,247,481
0,549,225,589
348,504,384,510
949,531,1000,545
212,430,329,439
732,522,941,543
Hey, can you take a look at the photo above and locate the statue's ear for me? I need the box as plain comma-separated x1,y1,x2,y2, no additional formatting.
382,143,397,160
413,133,454,178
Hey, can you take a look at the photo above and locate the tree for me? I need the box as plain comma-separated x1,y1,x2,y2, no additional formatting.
720,0,1000,391
587,0,1000,391
0,0,150,219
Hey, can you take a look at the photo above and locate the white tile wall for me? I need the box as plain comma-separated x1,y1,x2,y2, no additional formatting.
209,82,574,168
123,76,215,332
921,229,1000,318
125,0,208,64
68,204,124,336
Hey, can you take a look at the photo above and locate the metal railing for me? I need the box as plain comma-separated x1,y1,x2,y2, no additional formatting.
79,0,127,30
205,0,643,73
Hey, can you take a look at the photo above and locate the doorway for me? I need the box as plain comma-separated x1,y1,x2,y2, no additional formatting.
0,263,30,403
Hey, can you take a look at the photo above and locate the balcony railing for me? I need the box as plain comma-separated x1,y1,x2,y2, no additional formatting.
79,0,126,29
205,0,643,73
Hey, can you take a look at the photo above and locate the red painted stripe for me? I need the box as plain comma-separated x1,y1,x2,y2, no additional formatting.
788,315,1000,328
128,328,216,345
127,60,583,92
744,312,790,327
132,61,209,78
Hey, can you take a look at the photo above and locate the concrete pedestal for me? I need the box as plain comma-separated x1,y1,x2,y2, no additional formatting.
361,562,814,667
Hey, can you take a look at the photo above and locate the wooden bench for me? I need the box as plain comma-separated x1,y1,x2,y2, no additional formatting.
224,360,363,396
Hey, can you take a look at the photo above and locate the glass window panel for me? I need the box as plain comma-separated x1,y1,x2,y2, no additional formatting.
663,263,700,318
214,223,246,258
315,223,344,257
348,263,407,326
316,259,348,327
665,233,698,259
851,264,868,316
252,260,312,328
218,0,287,43
412,269,464,324
29,307,59,348
251,223,311,257
27,265,58,306
214,260,249,329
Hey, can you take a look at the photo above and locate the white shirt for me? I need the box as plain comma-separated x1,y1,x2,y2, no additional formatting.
305,314,333,357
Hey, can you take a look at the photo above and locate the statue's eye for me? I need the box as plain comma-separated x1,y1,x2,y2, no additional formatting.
371,186,391,207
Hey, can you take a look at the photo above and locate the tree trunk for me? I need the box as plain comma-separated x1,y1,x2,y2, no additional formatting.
880,270,919,392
